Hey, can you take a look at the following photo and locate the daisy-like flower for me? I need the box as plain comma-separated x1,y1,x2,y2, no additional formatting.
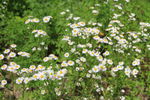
117,65,124,70
57,69,67,77
82,49,88,54
118,62,124,65
0,54,4,60
67,60,75,66
32,18,40,23
97,55,103,61
92,10,99,14
78,22,85,27
132,59,140,66
8,52,16,58
107,59,113,65
103,51,110,56
43,16,52,23
3,49,10,54
24,77,30,84
25,19,31,24
10,62,17,66
43,57,50,62
64,53,69,57
14,65,20,69
38,72,46,80
41,90,46,95
93,35,100,40
10,44,17,48
98,64,107,71
132,69,139,77
112,67,118,72
16,77,24,84
1,64,7,70
1,80,7,86
61,61,68,67
80,57,86,62
32,74,38,80
92,66,100,73
125,67,131,77
29,65,36,70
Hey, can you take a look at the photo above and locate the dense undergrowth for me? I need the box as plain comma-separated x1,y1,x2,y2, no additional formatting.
0,0,150,100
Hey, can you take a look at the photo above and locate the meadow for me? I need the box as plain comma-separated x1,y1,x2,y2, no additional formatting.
0,0,150,100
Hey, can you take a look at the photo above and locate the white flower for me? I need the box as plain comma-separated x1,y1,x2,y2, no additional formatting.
97,55,103,61
1,80,7,85
10,44,17,48
4,49,10,54
80,57,86,62
67,60,75,66
125,67,131,77
43,16,52,23
117,65,124,70
16,77,24,84
24,77,30,84
92,66,100,73
64,53,69,57
107,59,113,65
61,61,68,67
32,18,40,23
1,64,7,70
43,57,50,62
41,90,46,95
0,54,4,60
132,69,139,77
78,22,85,26
60,12,66,15
98,64,107,71
73,17,80,20
119,62,124,65
29,65,36,70
103,51,110,56
92,10,99,14
8,52,16,58
132,59,140,66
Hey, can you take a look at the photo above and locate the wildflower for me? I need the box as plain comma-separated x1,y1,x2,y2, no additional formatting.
1,64,7,70
41,90,46,95
8,52,16,58
67,60,75,66
43,16,52,23
80,57,86,62
29,65,36,70
98,64,107,71
132,59,140,66
97,56,103,62
1,80,7,86
4,49,10,54
92,10,99,14
16,77,24,84
43,57,50,62
103,51,110,56
117,65,124,70
32,18,40,23
78,22,86,26
10,44,17,48
64,53,69,57
107,59,113,65
0,54,4,60
24,77,30,84
132,69,139,77
92,66,100,73
125,67,131,77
